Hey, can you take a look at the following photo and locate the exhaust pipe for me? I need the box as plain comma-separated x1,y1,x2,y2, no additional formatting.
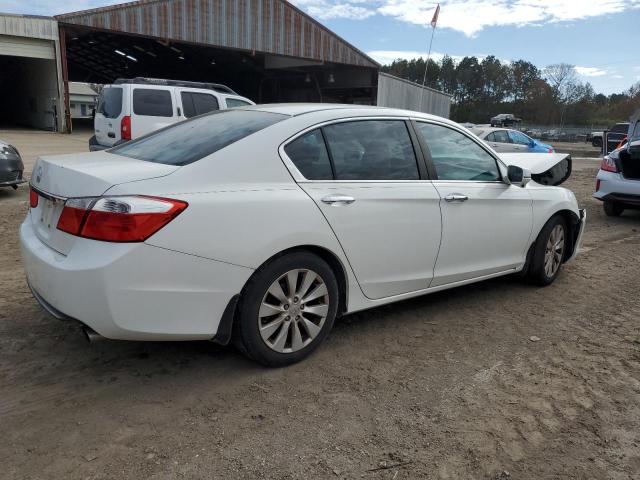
83,327,104,344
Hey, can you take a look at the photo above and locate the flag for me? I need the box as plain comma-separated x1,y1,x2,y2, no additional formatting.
430,3,440,28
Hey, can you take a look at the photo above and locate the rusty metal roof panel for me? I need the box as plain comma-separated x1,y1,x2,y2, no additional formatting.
55,0,379,68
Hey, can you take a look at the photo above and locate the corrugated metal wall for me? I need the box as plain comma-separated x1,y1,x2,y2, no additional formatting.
0,14,59,41
377,72,451,118
57,0,378,68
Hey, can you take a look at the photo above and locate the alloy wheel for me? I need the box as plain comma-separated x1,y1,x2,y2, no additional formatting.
544,224,565,278
258,269,329,353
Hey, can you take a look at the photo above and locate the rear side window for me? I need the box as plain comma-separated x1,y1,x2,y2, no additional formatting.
492,130,511,143
226,98,252,108
98,87,122,119
611,123,629,134
133,89,173,117
322,120,419,180
110,110,287,165
284,129,333,180
181,92,219,118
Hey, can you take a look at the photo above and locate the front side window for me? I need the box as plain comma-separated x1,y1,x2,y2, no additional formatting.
226,98,252,108
416,122,501,181
181,92,219,118
111,110,286,165
98,87,123,119
322,120,419,180
133,89,173,117
509,130,532,145
284,129,333,180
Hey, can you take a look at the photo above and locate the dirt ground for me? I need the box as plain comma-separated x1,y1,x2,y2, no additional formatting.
0,133,639,480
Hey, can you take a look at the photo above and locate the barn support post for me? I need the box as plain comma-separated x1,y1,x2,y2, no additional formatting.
58,25,72,133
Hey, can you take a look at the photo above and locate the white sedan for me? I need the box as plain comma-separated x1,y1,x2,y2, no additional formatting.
21,104,585,366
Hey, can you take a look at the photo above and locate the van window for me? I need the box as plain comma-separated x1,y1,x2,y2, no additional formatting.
226,98,252,108
98,87,123,119
133,89,173,117
181,92,219,118
110,110,287,165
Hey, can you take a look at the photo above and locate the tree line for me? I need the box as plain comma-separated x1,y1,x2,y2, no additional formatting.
381,56,640,127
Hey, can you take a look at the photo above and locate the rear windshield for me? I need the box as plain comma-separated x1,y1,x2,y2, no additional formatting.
98,87,123,119
110,110,287,165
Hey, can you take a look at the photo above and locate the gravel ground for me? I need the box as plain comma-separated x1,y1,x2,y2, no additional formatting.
0,134,638,479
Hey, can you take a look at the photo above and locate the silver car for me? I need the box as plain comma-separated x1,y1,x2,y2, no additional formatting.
472,127,555,154
594,122,640,216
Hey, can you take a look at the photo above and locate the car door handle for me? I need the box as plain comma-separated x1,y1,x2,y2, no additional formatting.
444,194,469,203
321,194,356,206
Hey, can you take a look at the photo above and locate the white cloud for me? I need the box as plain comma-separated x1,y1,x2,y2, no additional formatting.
307,3,375,20
293,0,640,37
574,66,607,77
367,50,456,65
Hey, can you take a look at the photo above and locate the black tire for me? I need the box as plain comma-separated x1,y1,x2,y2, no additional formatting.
234,251,339,367
592,137,602,148
603,200,624,217
527,215,568,286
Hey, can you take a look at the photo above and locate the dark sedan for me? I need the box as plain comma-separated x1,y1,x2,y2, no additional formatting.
0,139,25,190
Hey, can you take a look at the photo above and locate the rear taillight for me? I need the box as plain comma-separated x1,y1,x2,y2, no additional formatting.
56,196,187,242
548,147,554,153
29,187,38,208
121,115,131,141
600,156,618,173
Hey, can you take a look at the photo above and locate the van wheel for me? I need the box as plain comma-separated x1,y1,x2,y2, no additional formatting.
603,200,624,217
235,252,338,367
528,216,567,286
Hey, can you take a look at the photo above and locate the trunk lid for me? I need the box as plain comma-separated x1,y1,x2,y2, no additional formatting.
498,152,572,186
30,151,179,255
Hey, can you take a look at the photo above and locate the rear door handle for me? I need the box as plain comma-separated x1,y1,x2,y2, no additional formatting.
321,194,355,206
444,193,469,203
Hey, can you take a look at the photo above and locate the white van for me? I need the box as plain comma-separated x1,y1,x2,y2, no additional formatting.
89,77,254,151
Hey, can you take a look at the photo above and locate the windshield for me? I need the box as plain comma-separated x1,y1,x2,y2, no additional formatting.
110,110,287,165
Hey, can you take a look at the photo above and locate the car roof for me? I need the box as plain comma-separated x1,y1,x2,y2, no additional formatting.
234,103,459,125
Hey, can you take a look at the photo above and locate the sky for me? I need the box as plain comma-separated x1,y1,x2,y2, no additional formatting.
2,0,639,95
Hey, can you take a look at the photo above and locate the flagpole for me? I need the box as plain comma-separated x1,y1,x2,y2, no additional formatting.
419,4,439,112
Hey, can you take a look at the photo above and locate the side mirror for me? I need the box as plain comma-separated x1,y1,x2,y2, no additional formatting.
507,165,531,187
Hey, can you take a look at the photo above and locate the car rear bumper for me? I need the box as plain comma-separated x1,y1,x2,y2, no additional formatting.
88,135,110,152
20,219,253,341
593,170,640,205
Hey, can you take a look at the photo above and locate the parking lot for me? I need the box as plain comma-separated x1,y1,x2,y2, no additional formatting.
1,131,638,479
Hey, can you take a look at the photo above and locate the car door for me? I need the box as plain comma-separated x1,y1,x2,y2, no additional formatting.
485,130,519,152
509,130,534,152
414,121,533,286
130,86,177,138
281,119,442,299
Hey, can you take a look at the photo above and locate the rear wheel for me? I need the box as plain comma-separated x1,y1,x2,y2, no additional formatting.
603,200,624,217
234,252,339,367
528,216,567,286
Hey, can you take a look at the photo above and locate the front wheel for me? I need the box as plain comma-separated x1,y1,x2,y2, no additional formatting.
234,252,339,367
603,200,624,217
528,216,567,286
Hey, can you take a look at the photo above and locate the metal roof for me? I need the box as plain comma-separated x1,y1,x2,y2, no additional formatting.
55,0,378,68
